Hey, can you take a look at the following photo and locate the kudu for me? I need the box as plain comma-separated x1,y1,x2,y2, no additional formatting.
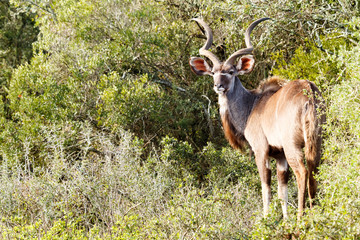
189,18,325,218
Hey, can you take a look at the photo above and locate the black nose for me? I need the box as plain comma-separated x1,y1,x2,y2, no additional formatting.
215,84,223,88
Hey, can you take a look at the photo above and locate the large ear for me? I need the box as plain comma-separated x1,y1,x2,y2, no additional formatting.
236,55,255,75
189,57,212,76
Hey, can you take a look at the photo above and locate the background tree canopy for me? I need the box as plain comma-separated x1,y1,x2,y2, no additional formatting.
0,0,359,238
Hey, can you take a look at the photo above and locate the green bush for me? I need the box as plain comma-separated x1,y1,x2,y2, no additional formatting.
1,0,360,238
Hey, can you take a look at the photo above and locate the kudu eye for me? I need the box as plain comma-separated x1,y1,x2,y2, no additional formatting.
229,70,235,75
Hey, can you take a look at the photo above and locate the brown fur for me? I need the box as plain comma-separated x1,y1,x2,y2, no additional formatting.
303,81,324,162
221,76,287,152
302,81,325,206
221,110,247,151
246,79,324,218
251,76,286,94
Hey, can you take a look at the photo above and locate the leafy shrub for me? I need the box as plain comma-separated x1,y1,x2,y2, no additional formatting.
1,0,360,238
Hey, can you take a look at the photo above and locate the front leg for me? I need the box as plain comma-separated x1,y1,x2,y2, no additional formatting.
254,150,271,217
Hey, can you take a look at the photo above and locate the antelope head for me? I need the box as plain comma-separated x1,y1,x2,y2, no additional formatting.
189,18,270,95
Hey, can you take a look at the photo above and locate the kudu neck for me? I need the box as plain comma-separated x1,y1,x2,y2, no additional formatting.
227,76,254,100
218,76,257,134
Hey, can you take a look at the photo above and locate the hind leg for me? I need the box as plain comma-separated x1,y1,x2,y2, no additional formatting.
284,146,307,218
306,139,321,208
307,160,317,208
275,153,290,218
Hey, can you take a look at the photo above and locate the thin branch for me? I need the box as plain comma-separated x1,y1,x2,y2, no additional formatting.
202,95,214,138
154,78,186,92
24,0,58,22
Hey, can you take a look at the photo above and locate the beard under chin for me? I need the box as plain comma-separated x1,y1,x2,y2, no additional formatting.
214,88,226,95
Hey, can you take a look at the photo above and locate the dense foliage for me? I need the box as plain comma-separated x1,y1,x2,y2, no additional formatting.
0,0,359,238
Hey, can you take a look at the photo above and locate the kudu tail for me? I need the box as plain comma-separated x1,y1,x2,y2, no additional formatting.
303,84,325,206
303,100,321,164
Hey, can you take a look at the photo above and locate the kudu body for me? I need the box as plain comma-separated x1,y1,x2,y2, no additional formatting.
189,18,325,218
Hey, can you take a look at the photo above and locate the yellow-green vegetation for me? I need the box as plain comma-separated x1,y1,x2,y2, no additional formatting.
0,0,359,238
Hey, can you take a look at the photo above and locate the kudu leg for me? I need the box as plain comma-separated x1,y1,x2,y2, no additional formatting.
306,138,322,208
275,154,290,219
307,156,319,208
284,149,307,219
254,152,271,217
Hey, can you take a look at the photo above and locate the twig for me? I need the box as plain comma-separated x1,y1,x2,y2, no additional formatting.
154,78,187,93
202,95,214,138
24,0,58,22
